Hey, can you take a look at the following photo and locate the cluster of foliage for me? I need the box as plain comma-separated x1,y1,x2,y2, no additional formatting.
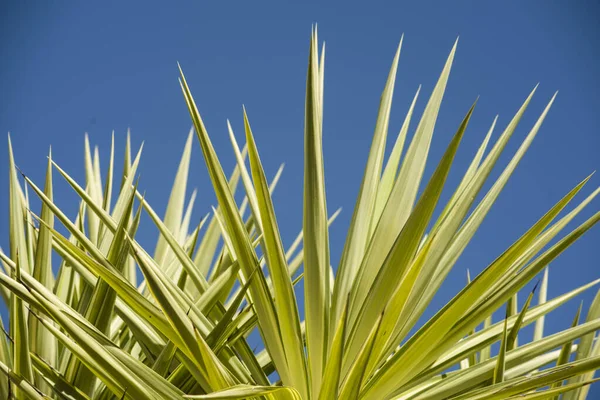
1,28,600,399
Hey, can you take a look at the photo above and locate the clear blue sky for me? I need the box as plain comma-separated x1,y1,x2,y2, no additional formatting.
1,0,599,392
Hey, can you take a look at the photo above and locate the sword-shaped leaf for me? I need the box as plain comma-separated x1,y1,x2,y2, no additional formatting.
243,110,309,398
179,62,289,385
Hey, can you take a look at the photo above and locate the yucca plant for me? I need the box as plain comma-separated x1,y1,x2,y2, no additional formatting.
2,27,600,400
